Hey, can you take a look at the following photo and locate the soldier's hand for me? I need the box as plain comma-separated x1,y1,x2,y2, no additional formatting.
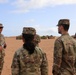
0,46,3,51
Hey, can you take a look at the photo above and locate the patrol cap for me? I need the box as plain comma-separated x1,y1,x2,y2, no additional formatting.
22,27,36,35
0,23,3,28
57,19,70,26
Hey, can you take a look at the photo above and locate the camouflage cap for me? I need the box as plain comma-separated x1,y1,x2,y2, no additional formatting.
34,34,41,43
0,23,3,28
22,27,36,35
57,19,70,26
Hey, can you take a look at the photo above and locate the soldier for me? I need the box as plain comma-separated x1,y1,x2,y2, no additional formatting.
34,34,41,47
0,23,7,75
11,27,48,75
52,19,76,75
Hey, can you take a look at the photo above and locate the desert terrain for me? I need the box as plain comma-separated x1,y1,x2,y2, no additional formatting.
1,37,56,75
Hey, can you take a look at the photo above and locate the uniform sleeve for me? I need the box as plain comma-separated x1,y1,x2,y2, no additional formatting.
0,34,6,48
74,42,76,68
52,39,63,75
41,53,48,75
11,52,20,75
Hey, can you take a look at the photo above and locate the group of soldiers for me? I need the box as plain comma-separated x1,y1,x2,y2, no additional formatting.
0,19,76,75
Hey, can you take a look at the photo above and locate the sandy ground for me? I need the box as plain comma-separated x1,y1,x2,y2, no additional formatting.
1,37,56,75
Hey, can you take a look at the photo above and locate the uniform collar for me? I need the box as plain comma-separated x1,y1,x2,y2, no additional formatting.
61,33,69,36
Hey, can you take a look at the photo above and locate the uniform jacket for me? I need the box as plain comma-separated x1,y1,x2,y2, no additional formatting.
0,33,6,58
52,33,76,75
11,46,48,75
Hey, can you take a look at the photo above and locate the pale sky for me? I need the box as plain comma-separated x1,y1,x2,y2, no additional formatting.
0,0,76,36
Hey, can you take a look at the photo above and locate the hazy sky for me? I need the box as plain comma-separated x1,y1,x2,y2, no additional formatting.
0,0,76,36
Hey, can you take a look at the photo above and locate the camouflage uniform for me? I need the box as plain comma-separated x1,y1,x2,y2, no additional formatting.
11,27,48,75
52,19,76,75
0,24,6,75
0,34,6,56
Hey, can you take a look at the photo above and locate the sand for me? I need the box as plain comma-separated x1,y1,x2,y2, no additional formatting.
1,37,55,75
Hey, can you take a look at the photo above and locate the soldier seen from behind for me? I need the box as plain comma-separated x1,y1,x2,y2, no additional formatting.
11,27,48,75
52,19,76,75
